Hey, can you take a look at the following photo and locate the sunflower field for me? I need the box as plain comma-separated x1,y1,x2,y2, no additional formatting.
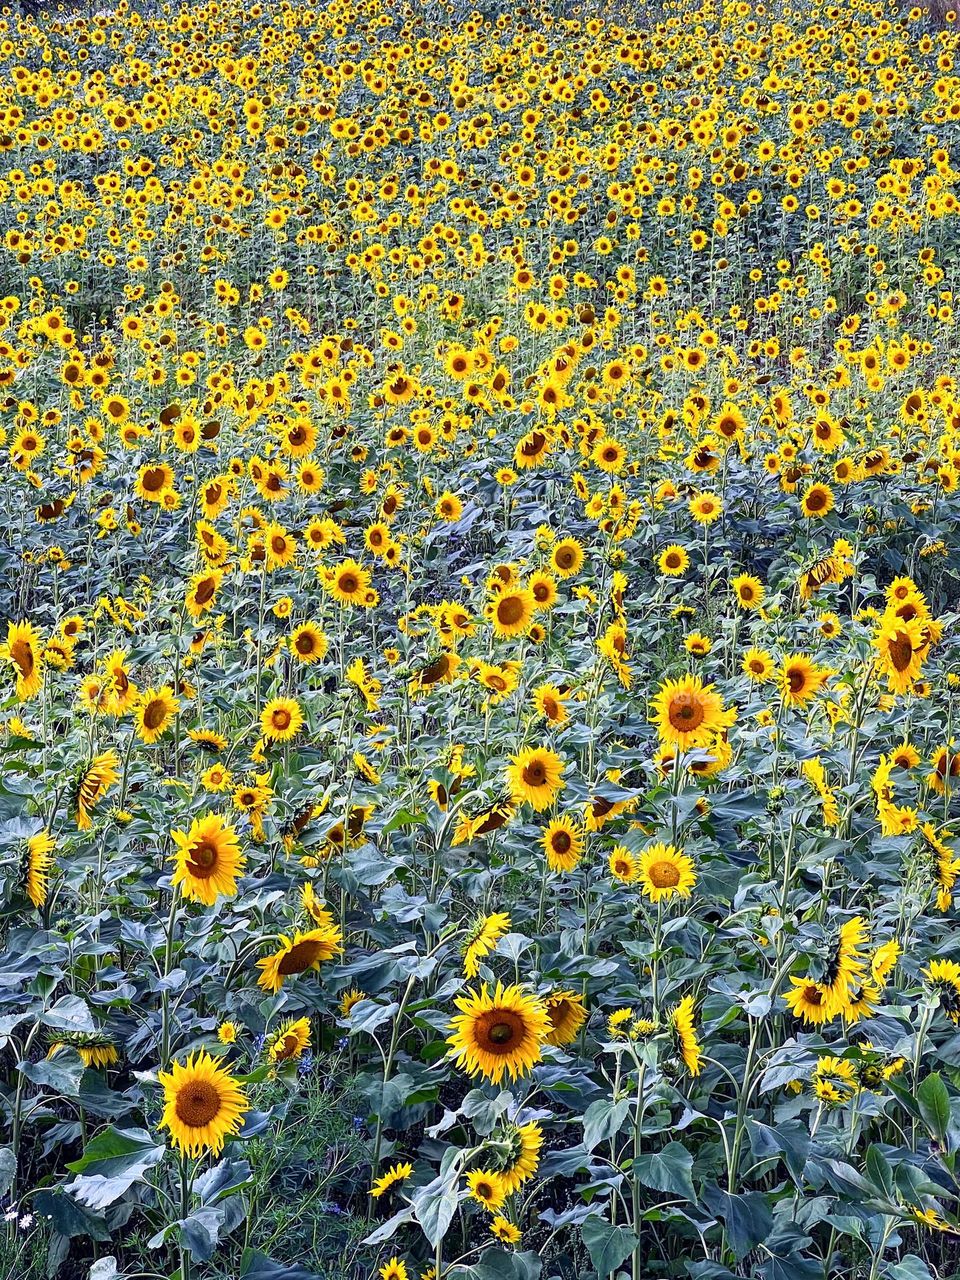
6,0,960,1277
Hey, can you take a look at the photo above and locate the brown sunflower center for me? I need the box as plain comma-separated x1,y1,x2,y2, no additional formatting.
649,859,680,888
805,489,827,511
668,693,705,732
787,668,806,693
555,547,575,568
497,596,524,625
475,1008,524,1053
142,467,166,492
551,830,571,854
339,573,358,595
187,840,219,877
143,699,167,730
271,709,292,731
11,639,34,677
175,1080,221,1128
522,759,547,787
274,1032,299,1061
803,985,823,1006
296,634,316,655
278,939,322,975
195,578,217,605
888,634,914,672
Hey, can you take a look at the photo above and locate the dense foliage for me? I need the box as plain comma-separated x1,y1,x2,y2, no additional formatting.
3,0,960,1277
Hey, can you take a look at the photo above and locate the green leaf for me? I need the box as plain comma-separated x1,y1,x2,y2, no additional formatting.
581,1215,638,1278
865,1145,895,1201
33,1189,110,1242
634,1141,696,1202
917,1073,951,1147
240,1253,323,1280
19,1051,84,1097
0,1146,14,1196
381,808,427,834
582,1099,631,1153
411,1170,460,1248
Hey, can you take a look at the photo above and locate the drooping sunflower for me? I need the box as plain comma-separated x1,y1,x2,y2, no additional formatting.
447,982,550,1084
924,959,960,1024
669,995,703,1075
24,830,54,908
1,621,44,700
257,925,342,993
542,815,583,872
463,912,511,979
543,989,587,1046
370,1161,413,1199
651,674,735,751
48,1031,119,1069
135,686,180,745
783,976,836,1026
505,746,565,812
74,750,120,831
638,843,696,903
495,1120,543,1195
157,1050,249,1157
171,812,245,906
260,696,304,742
266,1016,311,1064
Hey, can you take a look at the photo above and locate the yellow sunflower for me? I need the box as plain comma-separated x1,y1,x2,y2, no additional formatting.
25,830,54,908
638,843,697,903
669,995,703,1075
447,982,550,1084
157,1050,249,1157
505,746,565,812
1,621,44,700
488,587,536,638
542,815,583,872
135,686,180,745
464,912,511,979
651,674,735,751
466,1168,507,1212
873,614,926,695
266,1015,311,1064
257,925,342,993
171,812,245,906
260,696,304,742
543,989,587,1046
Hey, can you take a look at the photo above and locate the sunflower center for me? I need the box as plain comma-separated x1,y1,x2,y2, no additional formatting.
551,830,571,853
788,669,806,693
888,634,914,672
668,693,705,732
175,1080,221,1128
11,639,33,677
498,596,524,625
649,859,681,888
143,700,167,730
195,578,217,604
271,709,292,730
522,760,547,787
278,939,322,975
476,1008,524,1053
142,467,166,492
806,490,827,511
275,1033,299,1060
296,634,316,655
187,840,219,877
555,548,574,568
803,985,823,1006
339,573,358,594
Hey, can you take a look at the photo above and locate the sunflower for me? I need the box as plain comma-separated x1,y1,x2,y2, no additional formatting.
489,587,535,638
669,995,703,1075
327,558,372,606
135,686,180,744
609,846,640,883
495,1121,543,1194
266,1015,311,1064
370,1161,413,1199
24,831,54,907
783,976,836,1025
542,815,583,872
551,537,584,578
260,696,304,742
171,812,244,906
1,621,44,700
505,746,565,813
74,750,120,830
873,614,925,695
651,674,735,751
289,622,328,665
447,982,550,1084
157,1050,249,1157
689,491,722,524
466,1169,507,1212
638,843,696,903
490,1217,522,1245
781,654,832,707
185,568,224,619
533,683,568,724
379,1259,408,1280
48,1031,119,1069
742,647,774,682
800,482,835,518
657,545,689,576
924,959,960,1024
543,989,587,1046
731,574,764,610
257,925,342,993
464,912,511,979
